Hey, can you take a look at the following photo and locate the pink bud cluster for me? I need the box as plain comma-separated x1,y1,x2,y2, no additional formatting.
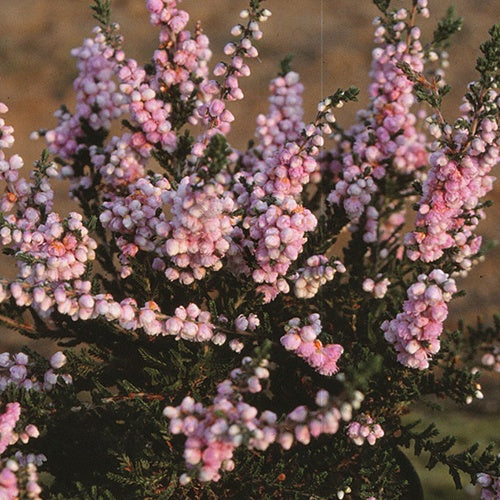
164,355,351,484
100,175,170,277
45,27,126,162
0,210,97,318
191,6,270,156
346,414,384,446
4,211,96,282
362,275,391,299
0,403,43,499
291,255,345,299
229,73,328,301
0,463,18,499
0,105,23,214
99,160,236,287
0,106,58,215
157,173,235,284
119,0,213,159
280,314,344,376
118,61,177,155
381,269,457,370
405,108,498,270
242,71,304,168
78,295,216,341
477,472,500,500
481,345,500,373
243,198,317,302
0,267,217,341
164,356,273,482
89,133,147,190
0,103,14,149
0,402,22,455
0,158,57,217
0,352,71,392
0,457,43,500
327,10,428,242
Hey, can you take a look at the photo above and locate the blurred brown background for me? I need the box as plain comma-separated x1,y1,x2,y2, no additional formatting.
0,1,498,497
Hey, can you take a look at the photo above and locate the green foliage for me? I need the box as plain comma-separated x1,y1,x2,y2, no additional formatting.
476,24,500,86
279,54,295,76
432,7,463,49
325,86,360,108
91,0,111,29
373,0,391,14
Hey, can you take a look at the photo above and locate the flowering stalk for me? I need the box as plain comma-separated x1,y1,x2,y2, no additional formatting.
326,2,429,243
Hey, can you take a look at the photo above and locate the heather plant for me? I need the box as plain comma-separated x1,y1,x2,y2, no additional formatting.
0,0,498,498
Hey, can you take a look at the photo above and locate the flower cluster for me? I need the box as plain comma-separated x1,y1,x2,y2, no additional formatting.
164,355,355,484
119,0,214,157
89,133,147,190
405,111,498,271
1,110,57,215
100,175,170,277
192,5,271,154
241,71,304,169
0,352,71,392
0,403,22,454
0,403,43,499
280,314,344,375
382,269,457,369
347,414,385,446
362,275,391,299
158,173,235,284
291,255,345,299
477,472,500,500
242,197,318,302
0,211,98,318
0,457,43,500
164,356,273,483
228,70,333,302
326,6,428,242
45,26,126,163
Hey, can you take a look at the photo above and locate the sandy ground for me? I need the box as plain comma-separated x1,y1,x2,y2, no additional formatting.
0,0,498,350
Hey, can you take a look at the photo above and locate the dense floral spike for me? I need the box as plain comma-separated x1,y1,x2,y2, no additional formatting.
121,0,212,155
405,103,498,271
381,269,456,369
191,3,271,158
229,72,335,302
45,26,126,163
241,71,305,169
158,172,236,284
89,133,147,190
100,175,171,277
0,402,21,454
326,6,428,242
